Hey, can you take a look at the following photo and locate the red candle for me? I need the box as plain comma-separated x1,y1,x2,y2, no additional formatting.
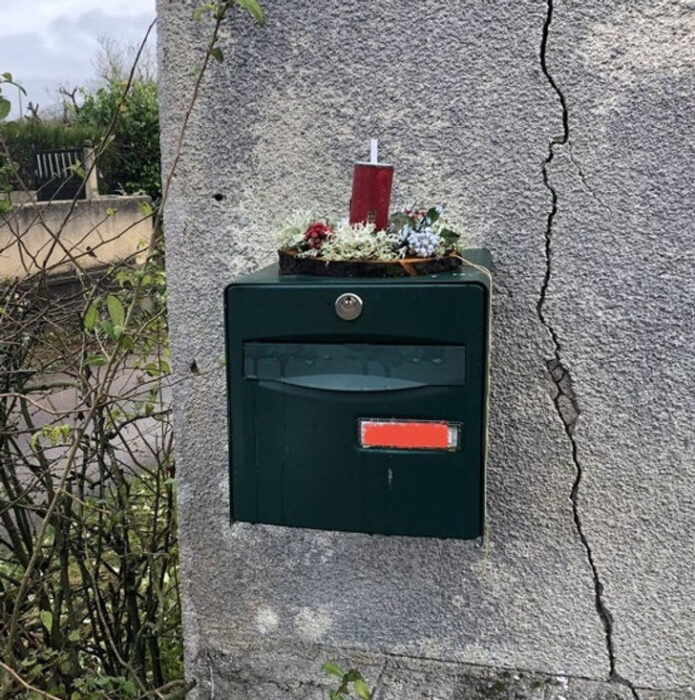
349,140,393,232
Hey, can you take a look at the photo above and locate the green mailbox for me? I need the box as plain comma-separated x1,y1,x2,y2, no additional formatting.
224,250,491,539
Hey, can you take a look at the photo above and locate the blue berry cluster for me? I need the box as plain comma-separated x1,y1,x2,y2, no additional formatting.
399,225,440,257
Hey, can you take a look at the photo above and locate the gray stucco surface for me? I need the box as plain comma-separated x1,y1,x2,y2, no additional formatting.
156,1,695,697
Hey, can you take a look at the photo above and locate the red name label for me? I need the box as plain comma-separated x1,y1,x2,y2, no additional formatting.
359,420,460,451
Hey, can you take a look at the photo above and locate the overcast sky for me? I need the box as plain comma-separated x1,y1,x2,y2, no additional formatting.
0,0,156,118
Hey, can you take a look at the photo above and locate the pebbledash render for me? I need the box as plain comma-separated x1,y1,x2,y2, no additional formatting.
156,1,695,698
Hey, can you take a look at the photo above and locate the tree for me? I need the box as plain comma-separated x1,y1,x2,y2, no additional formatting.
93,35,157,86
65,78,161,200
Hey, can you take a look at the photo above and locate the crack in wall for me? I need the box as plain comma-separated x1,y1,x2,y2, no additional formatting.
568,143,613,216
370,660,388,700
538,3,641,700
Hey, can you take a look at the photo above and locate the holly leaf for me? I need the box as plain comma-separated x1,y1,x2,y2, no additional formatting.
439,227,460,246
425,206,440,224
389,211,409,231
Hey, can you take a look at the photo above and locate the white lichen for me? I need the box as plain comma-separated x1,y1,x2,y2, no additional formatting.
275,210,320,251
316,221,401,261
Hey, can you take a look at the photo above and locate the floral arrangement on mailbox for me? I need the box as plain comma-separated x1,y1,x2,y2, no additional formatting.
276,140,465,277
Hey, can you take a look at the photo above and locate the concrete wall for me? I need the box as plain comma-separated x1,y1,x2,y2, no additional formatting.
0,195,152,280
156,1,695,698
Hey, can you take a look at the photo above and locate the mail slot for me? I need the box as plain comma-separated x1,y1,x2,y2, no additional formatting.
224,250,491,539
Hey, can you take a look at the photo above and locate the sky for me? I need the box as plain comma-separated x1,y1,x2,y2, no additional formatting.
0,0,156,118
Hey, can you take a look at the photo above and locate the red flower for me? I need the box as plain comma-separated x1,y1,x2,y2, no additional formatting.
303,221,332,249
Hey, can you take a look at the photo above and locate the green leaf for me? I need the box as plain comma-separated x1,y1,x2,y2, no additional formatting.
122,680,137,696
322,662,345,679
439,227,460,246
145,362,162,377
1,72,12,82
121,335,135,352
100,320,116,339
329,692,343,700
86,354,108,367
69,162,86,178
29,431,41,452
84,301,99,331
235,0,265,25
40,610,53,632
193,2,216,20
425,206,440,224
137,199,153,217
353,678,372,700
106,294,125,328
211,47,224,63
389,211,410,231
0,97,11,121
68,630,80,642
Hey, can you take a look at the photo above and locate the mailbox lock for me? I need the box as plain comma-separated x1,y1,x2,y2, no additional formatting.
335,293,363,321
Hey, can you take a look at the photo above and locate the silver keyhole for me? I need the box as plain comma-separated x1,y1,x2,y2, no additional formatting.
335,293,363,321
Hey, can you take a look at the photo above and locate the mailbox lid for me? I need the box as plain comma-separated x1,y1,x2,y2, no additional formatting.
226,280,488,346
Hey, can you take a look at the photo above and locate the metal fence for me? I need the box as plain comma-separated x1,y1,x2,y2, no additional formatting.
33,147,86,201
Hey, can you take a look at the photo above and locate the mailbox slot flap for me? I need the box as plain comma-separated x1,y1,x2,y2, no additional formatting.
244,342,465,392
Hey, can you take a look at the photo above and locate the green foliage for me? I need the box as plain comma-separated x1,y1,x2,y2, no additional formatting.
0,68,159,201
194,0,265,26
0,0,270,694
1,251,182,698
0,120,100,191
29,423,72,452
66,78,161,199
72,674,139,699
323,663,372,700
0,159,18,215
235,0,266,24
0,72,25,121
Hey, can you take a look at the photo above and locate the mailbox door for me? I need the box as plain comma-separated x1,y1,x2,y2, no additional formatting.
249,382,477,539
226,276,488,539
